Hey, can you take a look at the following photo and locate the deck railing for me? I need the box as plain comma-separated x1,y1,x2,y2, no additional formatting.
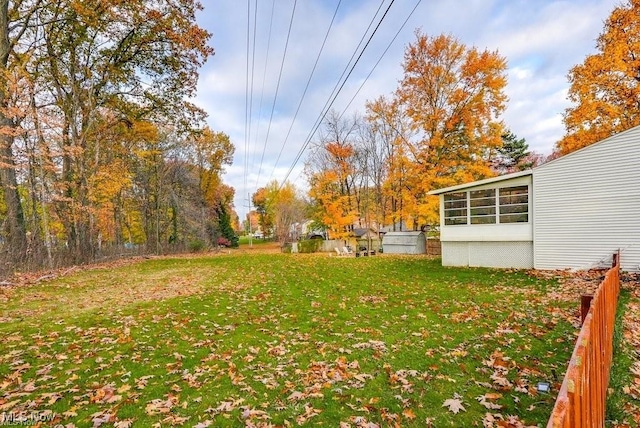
547,253,621,428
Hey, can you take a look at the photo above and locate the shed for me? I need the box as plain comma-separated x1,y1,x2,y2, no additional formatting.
429,124,640,272
382,231,426,255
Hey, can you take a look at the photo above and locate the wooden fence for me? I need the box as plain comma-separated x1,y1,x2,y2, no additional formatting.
547,253,621,428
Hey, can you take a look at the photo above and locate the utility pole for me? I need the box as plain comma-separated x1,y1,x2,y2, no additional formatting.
246,192,253,248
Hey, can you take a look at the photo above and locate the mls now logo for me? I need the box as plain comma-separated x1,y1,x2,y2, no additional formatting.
0,411,57,426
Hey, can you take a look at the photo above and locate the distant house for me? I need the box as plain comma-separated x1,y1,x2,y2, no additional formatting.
429,125,640,272
353,228,378,240
379,221,411,234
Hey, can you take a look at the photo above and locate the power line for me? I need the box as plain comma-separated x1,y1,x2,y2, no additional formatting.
246,0,259,180
286,0,421,187
280,0,397,188
254,0,298,191
249,0,276,179
243,0,251,193
295,0,387,155
268,0,344,182
338,0,422,121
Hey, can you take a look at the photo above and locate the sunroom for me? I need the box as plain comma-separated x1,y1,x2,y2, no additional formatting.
429,170,533,268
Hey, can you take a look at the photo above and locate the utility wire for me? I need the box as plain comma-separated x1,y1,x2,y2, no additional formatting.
338,0,422,121
296,0,386,153
280,0,397,188
290,0,421,186
268,0,343,182
249,0,275,176
243,0,251,194
286,0,418,193
254,0,298,191
247,0,258,176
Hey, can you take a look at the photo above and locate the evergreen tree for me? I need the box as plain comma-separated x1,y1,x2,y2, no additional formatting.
216,204,239,248
494,131,532,173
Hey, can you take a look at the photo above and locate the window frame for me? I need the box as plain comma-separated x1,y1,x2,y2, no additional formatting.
443,192,468,225
443,184,529,226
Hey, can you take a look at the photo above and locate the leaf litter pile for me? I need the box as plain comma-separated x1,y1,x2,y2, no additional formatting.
0,253,629,427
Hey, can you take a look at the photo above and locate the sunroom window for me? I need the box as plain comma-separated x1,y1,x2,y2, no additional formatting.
444,192,467,225
499,186,529,223
470,189,496,224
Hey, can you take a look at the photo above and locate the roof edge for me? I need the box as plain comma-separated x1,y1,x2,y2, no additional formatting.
428,169,533,195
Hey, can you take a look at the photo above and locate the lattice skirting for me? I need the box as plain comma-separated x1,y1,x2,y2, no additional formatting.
442,241,533,269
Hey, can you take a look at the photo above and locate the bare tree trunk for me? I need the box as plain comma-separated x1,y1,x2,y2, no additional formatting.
0,0,27,263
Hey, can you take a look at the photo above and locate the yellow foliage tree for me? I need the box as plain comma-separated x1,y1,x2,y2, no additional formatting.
558,0,640,154
383,32,508,225
309,170,358,240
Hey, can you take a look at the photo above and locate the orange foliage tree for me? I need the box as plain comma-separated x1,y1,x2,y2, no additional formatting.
387,32,508,224
558,0,640,154
306,112,361,240
308,169,358,241
365,96,417,230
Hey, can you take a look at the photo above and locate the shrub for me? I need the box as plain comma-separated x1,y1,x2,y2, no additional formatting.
217,237,232,247
281,242,292,253
189,240,206,252
298,239,322,254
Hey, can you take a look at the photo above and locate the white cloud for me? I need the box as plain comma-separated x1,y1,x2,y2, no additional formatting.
195,0,619,216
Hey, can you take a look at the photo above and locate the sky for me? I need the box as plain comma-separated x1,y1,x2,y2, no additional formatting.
194,0,619,218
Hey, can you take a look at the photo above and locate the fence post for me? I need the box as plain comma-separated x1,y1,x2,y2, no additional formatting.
580,294,593,325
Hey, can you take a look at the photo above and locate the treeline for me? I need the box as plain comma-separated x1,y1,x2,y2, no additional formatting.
304,33,539,239
249,33,541,243
0,1,235,276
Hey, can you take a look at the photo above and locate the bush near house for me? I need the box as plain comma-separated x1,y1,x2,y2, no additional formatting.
298,238,323,253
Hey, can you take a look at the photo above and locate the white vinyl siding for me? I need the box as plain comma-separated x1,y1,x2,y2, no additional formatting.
533,126,640,272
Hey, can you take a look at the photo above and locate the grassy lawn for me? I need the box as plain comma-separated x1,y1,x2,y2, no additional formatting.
606,276,640,427
0,252,583,427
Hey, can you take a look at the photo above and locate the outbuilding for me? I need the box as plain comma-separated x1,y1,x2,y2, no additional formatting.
429,125,640,272
382,231,427,255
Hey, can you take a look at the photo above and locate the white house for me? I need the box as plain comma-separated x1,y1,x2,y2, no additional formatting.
429,125,640,272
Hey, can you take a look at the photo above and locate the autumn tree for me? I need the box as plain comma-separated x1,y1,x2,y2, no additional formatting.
244,210,260,235
306,111,361,240
396,31,508,224
187,127,235,246
252,187,273,237
272,182,306,244
252,181,305,243
0,0,45,263
558,0,640,154
33,0,211,260
365,96,417,230
0,0,244,275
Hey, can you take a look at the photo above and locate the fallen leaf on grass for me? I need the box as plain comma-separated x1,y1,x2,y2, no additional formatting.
113,419,133,428
442,393,466,414
402,408,416,420
476,394,503,410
